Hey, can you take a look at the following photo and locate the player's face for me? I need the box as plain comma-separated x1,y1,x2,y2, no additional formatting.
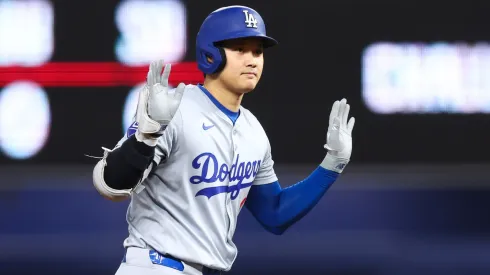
219,38,264,94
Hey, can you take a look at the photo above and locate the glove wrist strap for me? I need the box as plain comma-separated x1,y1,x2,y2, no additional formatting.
320,152,349,173
136,131,158,147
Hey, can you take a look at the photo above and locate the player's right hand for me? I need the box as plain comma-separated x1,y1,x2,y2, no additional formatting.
135,60,185,146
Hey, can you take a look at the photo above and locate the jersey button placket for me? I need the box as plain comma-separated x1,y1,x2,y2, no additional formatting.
232,129,238,150
226,127,239,240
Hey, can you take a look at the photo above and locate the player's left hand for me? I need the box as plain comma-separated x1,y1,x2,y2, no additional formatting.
324,98,355,160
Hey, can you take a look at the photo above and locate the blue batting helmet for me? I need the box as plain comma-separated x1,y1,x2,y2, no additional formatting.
196,5,278,75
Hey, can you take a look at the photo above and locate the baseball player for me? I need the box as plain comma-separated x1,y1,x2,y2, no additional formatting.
92,5,355,275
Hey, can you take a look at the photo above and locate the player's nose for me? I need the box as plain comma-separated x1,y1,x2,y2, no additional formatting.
246,62,257,68
244,52,258,68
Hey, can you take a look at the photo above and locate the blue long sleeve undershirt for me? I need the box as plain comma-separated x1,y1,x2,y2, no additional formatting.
245,166,339,235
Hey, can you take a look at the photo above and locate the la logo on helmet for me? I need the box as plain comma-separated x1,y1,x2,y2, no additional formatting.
243,10,258,28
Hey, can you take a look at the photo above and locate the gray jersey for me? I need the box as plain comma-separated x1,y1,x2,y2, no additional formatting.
113,84,278,271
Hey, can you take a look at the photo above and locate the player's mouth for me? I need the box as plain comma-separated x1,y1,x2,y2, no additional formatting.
242,72,257,77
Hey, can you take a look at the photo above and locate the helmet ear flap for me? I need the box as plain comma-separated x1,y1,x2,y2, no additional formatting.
201,46,227,75
197,43,227,75
214,47,227,74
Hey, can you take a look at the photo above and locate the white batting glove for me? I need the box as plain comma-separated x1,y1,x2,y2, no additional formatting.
135,60,185,146
321,98,355,173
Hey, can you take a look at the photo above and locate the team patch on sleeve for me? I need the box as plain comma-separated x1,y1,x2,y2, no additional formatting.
126,121,139,137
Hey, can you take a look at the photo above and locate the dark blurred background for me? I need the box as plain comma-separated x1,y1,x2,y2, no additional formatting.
0,0,489,274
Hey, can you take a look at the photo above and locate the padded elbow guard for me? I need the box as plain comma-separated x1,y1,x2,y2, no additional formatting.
92,136,156,201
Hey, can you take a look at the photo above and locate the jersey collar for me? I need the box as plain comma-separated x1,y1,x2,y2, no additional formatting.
197,84,241,124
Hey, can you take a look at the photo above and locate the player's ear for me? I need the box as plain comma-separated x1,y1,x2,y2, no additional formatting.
206,55,214,64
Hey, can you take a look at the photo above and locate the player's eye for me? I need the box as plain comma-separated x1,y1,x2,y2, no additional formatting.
254,48,263,55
